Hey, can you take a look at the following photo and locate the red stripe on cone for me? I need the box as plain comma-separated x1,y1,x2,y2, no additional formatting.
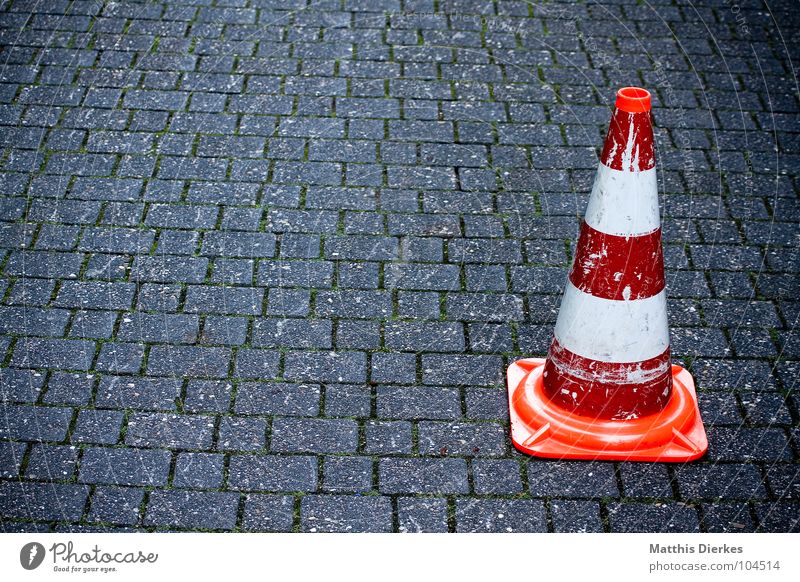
569,222,665,301
543,339,673,420
600,109,655,172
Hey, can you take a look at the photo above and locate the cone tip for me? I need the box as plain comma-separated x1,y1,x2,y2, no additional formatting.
616,87,651,113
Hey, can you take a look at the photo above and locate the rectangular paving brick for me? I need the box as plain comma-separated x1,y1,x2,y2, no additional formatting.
148,346,232,378
234,382,320,416
0,405,72,442
675,464,767,500
377,385,462,419
252,319,332,349
234,349,280,380
301,495,392,532
284,351,367,383
528,461,619,498
384,322,465,352
446,293,526,322
608,502,700,533
422,354,503,386
125,413,215,449
228,454,317,492
79,447,171,486
11,339,95,371
242,494,295,532
131,256,209,284
184,286,263,315
88,487,144,526
145,490,239,530
117,313,199,344
96,376,181,411
418,421,506,456
271,417,358,454
397,497,449,533
0,481,89,522
456,499,548,533
315,290,392,318
385,263,461,291
380,458,469,494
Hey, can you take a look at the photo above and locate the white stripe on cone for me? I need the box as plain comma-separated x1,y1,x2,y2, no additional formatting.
554,281,670,363
583,164,660,237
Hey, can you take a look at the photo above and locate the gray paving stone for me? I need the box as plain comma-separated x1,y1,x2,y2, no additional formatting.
464,388,508,420
422,354,503,386
71,409,123,445
706,427,792,462
702,503,756,533
199,316,249,346
95,342,144,374
0,441,26,478
242,494,295,532
385,263,460,291
218,417,266,451
419,421,506,456
11,338,95,371
96,376,181,411
446,293,526,322
608,502,700,533
228,454,317,492
0,481,89,522
528,461,619,498
79,447,171,487
766,465,800,501
380,458,469,494
0,404,73,441
473,459,524,494
619,463,674,499
174,453,224,489
385,322,464,352
44,373,94,406
365,420,413,454
325,384,371,418
271,417,358,454
377,385,462,420
145,490,239,530
126,413,215,450
235,382,320,416
284,351,367,383
185,286,263,316
132,256,209,284
252,319,331,349
88,487,144,525
148,346,232,378
234,349,280,380
323,456,373,493
315,290,392,318
676,464,768,500
0,368,46,403
397,497,449,533
456,499,548,533
183,380,232,413
301,495,392,533
755,501,800,532
25,444,78,480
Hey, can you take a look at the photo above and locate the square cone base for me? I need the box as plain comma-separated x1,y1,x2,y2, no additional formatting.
507,358,708,462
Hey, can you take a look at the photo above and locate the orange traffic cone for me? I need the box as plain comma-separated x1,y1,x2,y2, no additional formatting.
506,87,708,462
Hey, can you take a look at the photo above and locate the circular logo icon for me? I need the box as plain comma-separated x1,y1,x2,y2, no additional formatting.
20,542,46,570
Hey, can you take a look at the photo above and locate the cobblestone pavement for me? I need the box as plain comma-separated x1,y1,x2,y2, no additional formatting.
0,0,798,533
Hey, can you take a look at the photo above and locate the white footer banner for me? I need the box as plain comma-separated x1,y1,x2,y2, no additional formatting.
1,533,796,581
